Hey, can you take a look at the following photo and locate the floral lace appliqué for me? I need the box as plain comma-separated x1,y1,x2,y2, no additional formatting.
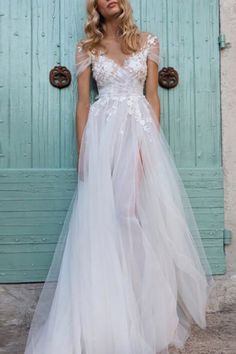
127,96,154,142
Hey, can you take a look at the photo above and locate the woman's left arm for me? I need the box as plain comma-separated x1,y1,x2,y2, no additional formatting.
145,59,160,128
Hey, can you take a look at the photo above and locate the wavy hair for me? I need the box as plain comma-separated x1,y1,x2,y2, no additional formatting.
80,0,142,55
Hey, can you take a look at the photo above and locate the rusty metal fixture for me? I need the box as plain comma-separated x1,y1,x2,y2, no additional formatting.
158,67,179,89
49,66,71,89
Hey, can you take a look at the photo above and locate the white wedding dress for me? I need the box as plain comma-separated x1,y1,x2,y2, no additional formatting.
24,33,215,354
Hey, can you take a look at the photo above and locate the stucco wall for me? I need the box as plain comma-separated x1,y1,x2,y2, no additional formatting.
220,0,236,277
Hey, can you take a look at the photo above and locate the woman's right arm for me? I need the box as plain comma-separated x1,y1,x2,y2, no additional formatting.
76,65,91,159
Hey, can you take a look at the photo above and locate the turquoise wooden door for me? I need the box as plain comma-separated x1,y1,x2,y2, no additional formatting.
0,0,226,283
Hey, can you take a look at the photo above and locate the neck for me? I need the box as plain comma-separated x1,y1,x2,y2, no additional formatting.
104,18,121,39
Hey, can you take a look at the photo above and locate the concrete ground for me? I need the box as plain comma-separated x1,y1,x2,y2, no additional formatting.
170,303,236,354
0,303,235,354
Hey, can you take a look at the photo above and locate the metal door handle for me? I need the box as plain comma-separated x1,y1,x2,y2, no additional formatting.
158,67,179,89
49,65,71,89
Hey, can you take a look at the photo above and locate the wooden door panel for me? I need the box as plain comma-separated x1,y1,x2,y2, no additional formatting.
0,0,225,282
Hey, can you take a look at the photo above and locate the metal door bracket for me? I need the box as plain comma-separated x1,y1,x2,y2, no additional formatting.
218,34,231,49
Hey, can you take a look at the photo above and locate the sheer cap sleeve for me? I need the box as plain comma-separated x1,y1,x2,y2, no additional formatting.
75,41,92,77
147,33,160,66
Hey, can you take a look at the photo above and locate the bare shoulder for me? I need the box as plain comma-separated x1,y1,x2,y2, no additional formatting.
140,31,157,46
137,31,148,49
141,31,159,40
141,31,157,37
140,31,151,40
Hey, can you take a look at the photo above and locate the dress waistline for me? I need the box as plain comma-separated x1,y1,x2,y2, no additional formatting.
95,93,145,99
95,86,144,100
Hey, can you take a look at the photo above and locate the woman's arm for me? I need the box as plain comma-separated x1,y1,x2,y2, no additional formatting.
76,66,91,158
145,59,160,128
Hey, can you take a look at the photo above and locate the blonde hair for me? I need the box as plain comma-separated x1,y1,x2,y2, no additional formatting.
80,0,142,55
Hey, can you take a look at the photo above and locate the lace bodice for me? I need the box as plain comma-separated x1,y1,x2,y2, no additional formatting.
75,33,160,97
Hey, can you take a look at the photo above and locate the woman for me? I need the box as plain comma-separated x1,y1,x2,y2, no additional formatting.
24,0,215,353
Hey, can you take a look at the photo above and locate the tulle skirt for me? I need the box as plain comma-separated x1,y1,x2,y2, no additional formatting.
24,93,215,354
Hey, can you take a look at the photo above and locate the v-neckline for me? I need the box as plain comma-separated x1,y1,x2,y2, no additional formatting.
95,33,151,69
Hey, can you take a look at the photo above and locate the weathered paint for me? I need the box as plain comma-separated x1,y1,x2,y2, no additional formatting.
0,0,225,283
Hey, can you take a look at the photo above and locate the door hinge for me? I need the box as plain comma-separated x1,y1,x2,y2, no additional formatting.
218,33,231,49
223,229,232,245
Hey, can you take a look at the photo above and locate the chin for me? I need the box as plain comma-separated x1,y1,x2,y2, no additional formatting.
112,8,122,17
108,9,119,15
107,5,121,14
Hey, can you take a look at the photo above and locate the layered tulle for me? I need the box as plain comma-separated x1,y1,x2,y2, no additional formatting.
24,92,215,354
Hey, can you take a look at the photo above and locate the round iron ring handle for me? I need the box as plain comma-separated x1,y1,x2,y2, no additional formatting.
49,65,71,89
158,67,179,89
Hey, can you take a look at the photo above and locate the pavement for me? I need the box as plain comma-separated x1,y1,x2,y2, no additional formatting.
0,303,235,354
170,303,236,354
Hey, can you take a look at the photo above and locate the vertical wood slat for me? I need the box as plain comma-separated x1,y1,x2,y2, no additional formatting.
193,0,221,167
141,0,170,140
130,0,141,26
59,0,82,167
0,0,32,168
0,0,10,168
167,0,196,167
32,1,60,167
